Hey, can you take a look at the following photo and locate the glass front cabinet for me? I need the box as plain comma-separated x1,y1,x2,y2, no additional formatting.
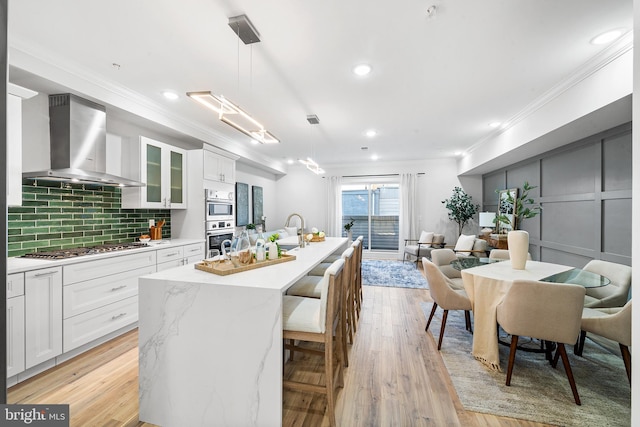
122,136,187,209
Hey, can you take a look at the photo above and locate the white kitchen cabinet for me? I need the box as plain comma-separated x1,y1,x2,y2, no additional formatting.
63,296,138,352
204,149,235,183
156,243,205,271
7,273,25,378
122,136,187,209
62,250,156,352
183,242,205,264
6,84,38,206
25,267,63,370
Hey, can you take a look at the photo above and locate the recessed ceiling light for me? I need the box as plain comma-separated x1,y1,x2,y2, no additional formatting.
365,129,377,138
489,121,501,128
162,91,179,100
353,64,372,76
591,29,623,45
287,159,294,165
454,151,465,156
371,154,379,161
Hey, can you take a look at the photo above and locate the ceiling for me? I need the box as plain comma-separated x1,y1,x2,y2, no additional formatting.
7,1,633,173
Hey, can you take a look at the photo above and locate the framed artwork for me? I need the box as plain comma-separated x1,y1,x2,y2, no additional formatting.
252,185,264,227
236,182,249,226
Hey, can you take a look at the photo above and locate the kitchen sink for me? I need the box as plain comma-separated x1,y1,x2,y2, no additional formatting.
278,244,299,251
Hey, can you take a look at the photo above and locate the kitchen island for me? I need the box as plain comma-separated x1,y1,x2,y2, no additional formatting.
138,236,348,427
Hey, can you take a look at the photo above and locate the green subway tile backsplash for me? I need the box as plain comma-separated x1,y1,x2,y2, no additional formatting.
7,180,171,257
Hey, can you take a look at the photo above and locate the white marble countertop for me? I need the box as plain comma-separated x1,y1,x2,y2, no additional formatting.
140,236,347,292
7,238,204,274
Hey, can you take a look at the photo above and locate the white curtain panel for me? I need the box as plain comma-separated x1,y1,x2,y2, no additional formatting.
326,176,342,237
399,173,418,259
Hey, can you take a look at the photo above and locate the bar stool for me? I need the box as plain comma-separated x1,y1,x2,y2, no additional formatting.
287,247,354,365
283,259,345,427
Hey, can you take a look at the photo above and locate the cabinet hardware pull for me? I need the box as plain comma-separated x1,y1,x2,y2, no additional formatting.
34,271,58,277
188,248,200,253
111,285,127,291
111,313,127,320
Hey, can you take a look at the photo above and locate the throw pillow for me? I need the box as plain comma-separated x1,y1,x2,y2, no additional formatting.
454,234,476,252
418,231,434,247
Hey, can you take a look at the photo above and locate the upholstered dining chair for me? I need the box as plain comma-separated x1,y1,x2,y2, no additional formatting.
429,248,464,290
581,260,632,308
403,232,445,267
488,249,532,260
422,258,472,350
282,259,345,427
496,280,585,405
575,300,631,384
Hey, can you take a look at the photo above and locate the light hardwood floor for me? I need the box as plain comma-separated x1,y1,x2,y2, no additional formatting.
8,284,551,426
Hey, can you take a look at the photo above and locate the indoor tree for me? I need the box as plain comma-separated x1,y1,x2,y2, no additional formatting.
442,187,480,236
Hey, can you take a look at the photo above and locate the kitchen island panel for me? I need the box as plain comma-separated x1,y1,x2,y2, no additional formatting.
139,279,282,427
138,236,347,426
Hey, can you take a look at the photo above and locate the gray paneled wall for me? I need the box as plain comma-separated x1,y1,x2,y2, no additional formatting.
482,122,631,268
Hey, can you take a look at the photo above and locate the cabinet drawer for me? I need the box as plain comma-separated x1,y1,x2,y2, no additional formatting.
157,259,184,272
156,246,184,263
7,273,25,298
64,251,156,285
182,243,204,259
63,265,154,319
63,296,138,352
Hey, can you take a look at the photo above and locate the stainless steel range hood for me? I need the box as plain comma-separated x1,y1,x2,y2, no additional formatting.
23,93,145,187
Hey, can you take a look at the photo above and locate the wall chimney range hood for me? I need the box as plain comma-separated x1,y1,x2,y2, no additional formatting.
23,94,145,187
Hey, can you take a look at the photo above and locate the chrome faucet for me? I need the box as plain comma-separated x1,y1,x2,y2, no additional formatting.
285,213,306,248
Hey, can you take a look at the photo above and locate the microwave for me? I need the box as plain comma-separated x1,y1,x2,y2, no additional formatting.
205,188,234,221
206,200,233,221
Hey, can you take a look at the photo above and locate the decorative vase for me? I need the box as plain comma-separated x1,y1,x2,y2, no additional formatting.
508,230,529,270
347,230,353,242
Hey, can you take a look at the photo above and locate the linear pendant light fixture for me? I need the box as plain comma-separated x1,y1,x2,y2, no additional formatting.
187,91,279,144
299,115,324,174
186,15,279,144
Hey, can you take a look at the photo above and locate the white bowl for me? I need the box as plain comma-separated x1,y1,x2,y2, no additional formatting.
139,237,151,243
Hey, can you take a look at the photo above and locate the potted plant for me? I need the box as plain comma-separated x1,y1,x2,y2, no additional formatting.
495,182,541,230
245,223,256,233
344,217,355,241
442,187,480,236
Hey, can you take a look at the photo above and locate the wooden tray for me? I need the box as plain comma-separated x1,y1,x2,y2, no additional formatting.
310,235,325,242
194,253,296,276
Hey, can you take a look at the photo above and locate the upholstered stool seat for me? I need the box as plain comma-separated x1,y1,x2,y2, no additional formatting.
287,275,323,298
282,296,323,333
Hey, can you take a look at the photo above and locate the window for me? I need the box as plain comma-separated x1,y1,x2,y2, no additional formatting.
341,182,399,251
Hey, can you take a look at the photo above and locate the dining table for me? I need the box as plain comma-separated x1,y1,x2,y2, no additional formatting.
459,259,610,371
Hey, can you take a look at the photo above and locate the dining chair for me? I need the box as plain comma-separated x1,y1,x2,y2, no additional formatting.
581,260,631,308
282,259,345,427
488,249,532,260
575,300,631,384
429,248,464,290
422,258,472,350
496,280,585,405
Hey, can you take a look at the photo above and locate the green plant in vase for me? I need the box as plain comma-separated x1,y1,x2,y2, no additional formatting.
495,182,541,230
442,187,479,236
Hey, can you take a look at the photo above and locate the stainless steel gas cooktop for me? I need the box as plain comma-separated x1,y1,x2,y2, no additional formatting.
21,242,149,260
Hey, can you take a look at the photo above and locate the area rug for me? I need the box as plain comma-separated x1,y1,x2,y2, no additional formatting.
421,302,630,426
361,260,428,288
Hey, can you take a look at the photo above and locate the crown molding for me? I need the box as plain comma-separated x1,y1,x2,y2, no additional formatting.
466,31,633,155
